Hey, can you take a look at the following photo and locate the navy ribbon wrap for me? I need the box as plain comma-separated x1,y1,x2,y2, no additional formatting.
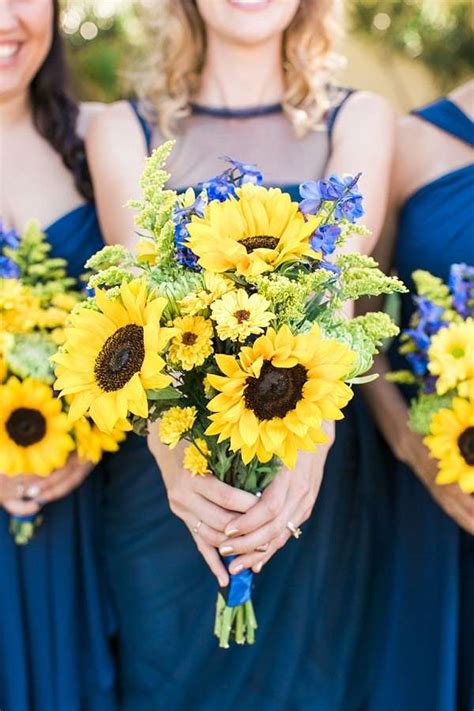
220,555,254,607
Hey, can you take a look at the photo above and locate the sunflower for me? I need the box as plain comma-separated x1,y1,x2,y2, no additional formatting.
159,406,197,448
424,397,474,493
206,324,355,468
74,417,127,465
53,279,175,433
0,377,74,476
186,184,320,278
169,315,214,371
428,319,474,395
183,438,211,476
211,289,274,342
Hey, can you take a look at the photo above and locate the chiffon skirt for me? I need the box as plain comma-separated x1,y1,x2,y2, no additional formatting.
104,398,394,711
0,469,116,711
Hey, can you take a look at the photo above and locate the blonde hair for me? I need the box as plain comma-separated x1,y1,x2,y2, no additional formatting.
134,0,344,137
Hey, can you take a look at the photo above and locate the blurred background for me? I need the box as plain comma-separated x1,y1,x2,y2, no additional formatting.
61,0,473,112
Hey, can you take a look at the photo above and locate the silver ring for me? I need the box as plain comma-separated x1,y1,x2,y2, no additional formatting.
192,520,203,535
287,521,302,539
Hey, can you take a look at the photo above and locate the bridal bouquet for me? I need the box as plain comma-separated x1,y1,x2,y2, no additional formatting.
0,220,124,543
388,265,474,493
53,143,404,646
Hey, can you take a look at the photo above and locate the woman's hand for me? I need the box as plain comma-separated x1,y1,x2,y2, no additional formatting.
147,431,258,587
217,422,336,575
0,456,94,517
397,427,474,534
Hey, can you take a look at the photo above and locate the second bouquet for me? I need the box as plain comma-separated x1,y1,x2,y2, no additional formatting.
53,144,405,647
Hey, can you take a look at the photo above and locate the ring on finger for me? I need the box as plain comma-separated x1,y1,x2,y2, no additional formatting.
192,519,203,535
287,521,302,539
255,543,269,553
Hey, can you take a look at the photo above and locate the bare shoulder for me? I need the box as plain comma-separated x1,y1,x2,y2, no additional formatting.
338,91,395,127
85,100,141,143
77,101,105,137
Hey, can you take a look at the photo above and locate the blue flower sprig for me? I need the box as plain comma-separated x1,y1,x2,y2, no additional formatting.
0,220,20,278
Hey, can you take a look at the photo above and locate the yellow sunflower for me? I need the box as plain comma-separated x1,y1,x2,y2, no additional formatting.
428,319,474,395
0,377,74,476
169,315,214,371
74,417,127,465
159,406,197,448
183,438,211,476
206,324,355,469
211,289,274,342
53,279,175,433
186,184,320,278
424,397,474,493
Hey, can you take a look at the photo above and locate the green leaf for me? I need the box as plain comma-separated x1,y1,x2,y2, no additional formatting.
146,386,182,401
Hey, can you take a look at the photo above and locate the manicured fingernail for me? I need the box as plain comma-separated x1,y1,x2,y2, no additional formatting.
225,527,239,537
27,485,40,498
219,545,234,556
230,563,244,575
255,563,263,574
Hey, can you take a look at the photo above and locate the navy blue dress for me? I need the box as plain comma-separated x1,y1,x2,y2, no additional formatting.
101,99,394,711
371,99,474,711
0,205,117,711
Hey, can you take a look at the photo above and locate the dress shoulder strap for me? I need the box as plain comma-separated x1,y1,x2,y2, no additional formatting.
326,88,356,140
412,98,474,147
129,100,153,155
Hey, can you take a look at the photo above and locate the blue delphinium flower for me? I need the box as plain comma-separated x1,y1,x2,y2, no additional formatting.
299,173,364,223
0,255,20,278
310,224,340,256
198,157,263,203
0,221,20,278
449,262,474,318
403,296,447,376
173,193,206,270
0,220,20,250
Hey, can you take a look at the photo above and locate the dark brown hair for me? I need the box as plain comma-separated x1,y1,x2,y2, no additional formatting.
30,0,93,201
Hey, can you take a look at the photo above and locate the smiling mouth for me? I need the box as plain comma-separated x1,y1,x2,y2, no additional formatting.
0,42,21,60
227,0,272,9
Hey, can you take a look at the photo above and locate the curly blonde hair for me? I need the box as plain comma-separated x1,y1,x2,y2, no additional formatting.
134,0,344,137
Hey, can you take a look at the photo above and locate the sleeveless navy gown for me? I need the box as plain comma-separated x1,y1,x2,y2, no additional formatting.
370,98,474,711
101,97,394,711
0,205,117,711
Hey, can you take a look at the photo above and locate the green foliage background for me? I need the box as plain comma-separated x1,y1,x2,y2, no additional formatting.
62,0,473,102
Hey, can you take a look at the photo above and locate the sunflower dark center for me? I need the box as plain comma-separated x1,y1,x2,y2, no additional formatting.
244,360,307,420
6,408,47,447
94,324,144,392
241,235,279,253
235,310,250,323
458,426,474,466
182,331,198,346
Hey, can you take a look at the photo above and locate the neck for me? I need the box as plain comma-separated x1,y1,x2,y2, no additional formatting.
196,32,284,109
0,91,31,127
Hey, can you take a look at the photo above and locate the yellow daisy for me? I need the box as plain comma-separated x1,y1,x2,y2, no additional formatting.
53,279,175,433
424,397,474,493
74,417,127,464
206,324,355,469
428,319,474,395
186,184,320,278
211,289,274,342
179,273,234,316
159,406,197,448
0,377,74,476
183,438,211,476
0,279,41,333
169,315,214,371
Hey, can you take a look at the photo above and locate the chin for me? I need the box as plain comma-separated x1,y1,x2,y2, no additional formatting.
198,0,300,45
